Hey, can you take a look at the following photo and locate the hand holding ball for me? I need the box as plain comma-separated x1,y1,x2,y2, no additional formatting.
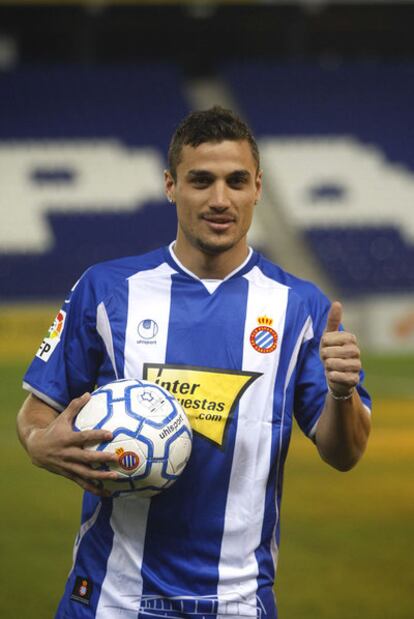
74,379,193,497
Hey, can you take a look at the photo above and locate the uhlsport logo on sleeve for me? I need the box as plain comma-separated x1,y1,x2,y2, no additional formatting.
36,309,66,362
144,363,261,448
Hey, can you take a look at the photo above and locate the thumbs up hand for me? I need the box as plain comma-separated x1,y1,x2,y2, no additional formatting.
320,301,361,399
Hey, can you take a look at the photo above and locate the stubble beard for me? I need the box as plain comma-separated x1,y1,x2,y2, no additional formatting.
195,237,236,255
178,218,247,257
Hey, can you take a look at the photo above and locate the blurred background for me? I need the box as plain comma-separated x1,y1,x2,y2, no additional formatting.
0,1,413,618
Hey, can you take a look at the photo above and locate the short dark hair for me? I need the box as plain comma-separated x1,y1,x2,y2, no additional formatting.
167,105,260,180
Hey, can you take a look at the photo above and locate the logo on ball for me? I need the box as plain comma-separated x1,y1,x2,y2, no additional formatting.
116,447,140,472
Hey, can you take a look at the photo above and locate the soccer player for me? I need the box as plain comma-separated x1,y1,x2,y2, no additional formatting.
17,106,371,619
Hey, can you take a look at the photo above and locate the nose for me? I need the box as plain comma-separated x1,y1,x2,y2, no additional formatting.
209,181,231,209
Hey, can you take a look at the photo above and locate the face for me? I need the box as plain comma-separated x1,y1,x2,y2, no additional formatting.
165,140,262,260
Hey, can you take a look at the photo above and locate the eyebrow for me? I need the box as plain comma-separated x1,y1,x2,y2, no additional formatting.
186,169,252,180
186,170,214,179
227,170,251,181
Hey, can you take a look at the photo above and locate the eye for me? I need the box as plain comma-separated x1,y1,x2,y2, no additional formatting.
193,178,210,186
227,174,249,189
191,175,213,188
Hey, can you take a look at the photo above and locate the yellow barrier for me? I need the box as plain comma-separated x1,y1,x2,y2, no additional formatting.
0,304,57,362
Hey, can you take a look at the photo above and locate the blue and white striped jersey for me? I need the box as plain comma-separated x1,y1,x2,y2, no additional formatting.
23,244,371,619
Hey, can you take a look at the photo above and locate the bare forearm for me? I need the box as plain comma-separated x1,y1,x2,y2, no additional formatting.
17,394,59,458
315,390,371,471
16,392,117,495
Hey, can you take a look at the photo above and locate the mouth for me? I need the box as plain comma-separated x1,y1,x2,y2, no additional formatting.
201,214,236,232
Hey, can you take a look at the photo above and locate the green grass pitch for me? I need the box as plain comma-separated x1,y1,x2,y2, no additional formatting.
1,305,413,618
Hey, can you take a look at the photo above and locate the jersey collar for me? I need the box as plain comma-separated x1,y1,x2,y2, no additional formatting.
164,242,259,291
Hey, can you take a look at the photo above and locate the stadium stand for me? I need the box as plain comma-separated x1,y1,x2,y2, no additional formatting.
0,65,189,299
2,61,414,302
222,61,414,297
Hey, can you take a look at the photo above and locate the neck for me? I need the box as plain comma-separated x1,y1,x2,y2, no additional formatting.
172,239,250,279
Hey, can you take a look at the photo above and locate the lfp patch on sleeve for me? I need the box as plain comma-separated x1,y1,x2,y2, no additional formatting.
35,309,66,362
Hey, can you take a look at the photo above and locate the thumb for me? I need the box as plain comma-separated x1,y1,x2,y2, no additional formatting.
325,301,343,333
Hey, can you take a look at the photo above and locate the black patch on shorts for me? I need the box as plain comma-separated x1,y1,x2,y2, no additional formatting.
71,576,93,606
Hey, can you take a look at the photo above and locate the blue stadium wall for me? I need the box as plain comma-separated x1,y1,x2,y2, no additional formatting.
222,62,414,298
1,62,414,300
0,65,189,300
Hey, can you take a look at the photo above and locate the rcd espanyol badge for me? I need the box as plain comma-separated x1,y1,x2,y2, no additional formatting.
250,316,278,354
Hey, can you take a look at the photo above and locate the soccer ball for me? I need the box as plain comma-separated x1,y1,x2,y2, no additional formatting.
74,378,193,497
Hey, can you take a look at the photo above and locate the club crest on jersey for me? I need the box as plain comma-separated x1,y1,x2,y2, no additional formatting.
116,447,140,472
250,316,278,354
35,309,66,362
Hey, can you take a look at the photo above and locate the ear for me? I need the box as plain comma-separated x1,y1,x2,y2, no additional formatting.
164,170,176,203
255,169,263,203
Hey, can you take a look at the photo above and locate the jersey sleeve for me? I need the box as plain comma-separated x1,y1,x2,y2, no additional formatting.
293,293,372,440
293,315,329,439
23,272,104,411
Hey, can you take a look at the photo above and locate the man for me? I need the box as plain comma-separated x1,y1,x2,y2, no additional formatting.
17,106,371,619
